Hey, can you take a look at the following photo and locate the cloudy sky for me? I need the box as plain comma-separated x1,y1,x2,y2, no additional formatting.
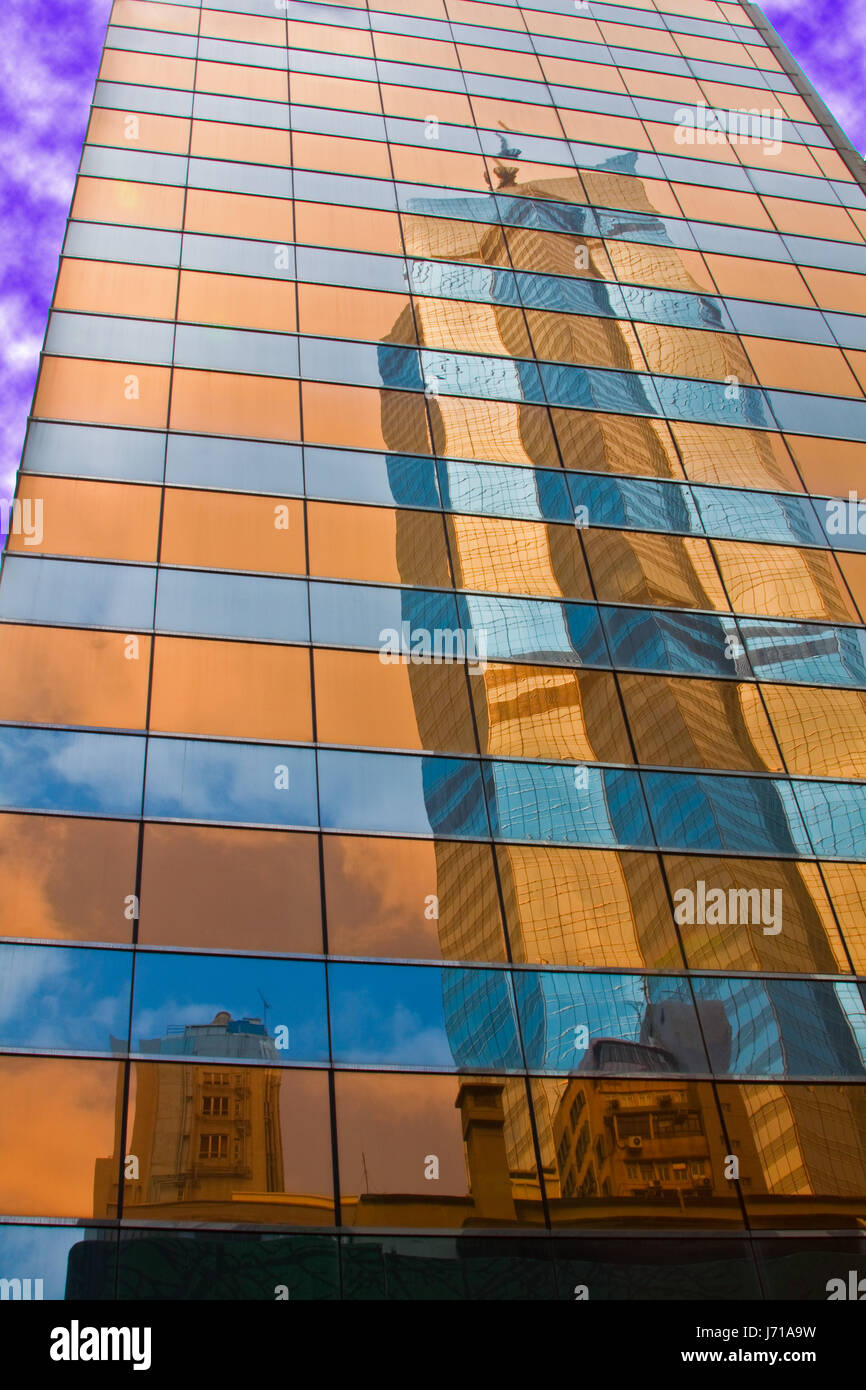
0,0,863,506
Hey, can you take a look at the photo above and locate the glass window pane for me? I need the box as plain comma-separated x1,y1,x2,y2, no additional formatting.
0,1057,122,1219
131,953,329,1063
144,737,318,828
329,963,522,1068
323,834,506,961
318,749,489,837
155,569,308,643
0,943,132,1054
0,727,144,817
123,1063,334,1225
485,761,653,848
139,824,323,953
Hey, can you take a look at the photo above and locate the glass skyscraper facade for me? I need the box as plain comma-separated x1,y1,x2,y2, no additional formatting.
1,0,865,1301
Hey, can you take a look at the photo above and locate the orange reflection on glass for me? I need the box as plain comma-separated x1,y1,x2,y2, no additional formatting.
382,83,472,123
447,514,592,600
34,357,170,430
801,266,866,315
785,434,865,496
112,0,198,31
99,48,195,89
303,382,432,453
170,370,300,442
160,491,305,574
195,61,288,102
717,1083,866,1228
472,665,632,764
402,218,508,268
390,143,485,190
819,863,866,974
619,673,782,772
671,422,802,492
323,834,506,960
178,270,297,333
292,73,382,115
0,1057,122,1218
56,259,179,320
533,1078,745,1228
497,844,677,969
671,181,774,230
552,409,683,478
0,814,138,943
470,95,563,138
712,540,858,623
741,337,863,397
504,227,614,280
430,396,559,467
526,310,643,370
314,648,476,754
307,500,448,586
297,283,417,344
6,476,161,562
414,296,530,358
335,1072,543,1229
604,241,716,294
584,530,730,609
0,624,150,729
373,32,456,65
761,683,866,778
139,824,322,953
190,120,292,167
292,132,390,178
702,253,812,307
634,323,756,384
835,552,866,620
121,1064,334,1225
71,175,185,229
200,6,285,43
294,201,402,255
184,188,291,241
87,107,190,154
663,854,849,975
150,637,312,742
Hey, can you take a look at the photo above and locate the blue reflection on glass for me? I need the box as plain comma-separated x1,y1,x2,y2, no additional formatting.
691,976,866,1079
793,779,866,860
738,617,866,688
0,727,144,816
654,376,775,430
817,493,866,554
421,349,544,403
602,607,748,679
310,582,460,651
299,337,422,392
621,284,731,332
516,271,626,319
408,258,520,307
541,363,661,417
167,434,303,497
567,473,700,535
437,460,572,523
456,593,609,668
643,771,812,856
485,762,653,848
0,556,155,630
132,953,328,1063
328,962,522,1070
318,750,489,838
0,1226,114,1301
495,195,597,236
769,390,866,443
305,446,440,510
0,943,132,1053
693,486,827,547
156,570,309,643
144,739,317,827
515,971,703,1073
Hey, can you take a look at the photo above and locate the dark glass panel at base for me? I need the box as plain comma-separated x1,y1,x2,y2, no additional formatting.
551,1236,761,1300
755,1236,866,1301
341,1234,557,1300
115,1230,340,1300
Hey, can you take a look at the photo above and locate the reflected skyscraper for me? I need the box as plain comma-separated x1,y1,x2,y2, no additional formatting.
0,0,865,1301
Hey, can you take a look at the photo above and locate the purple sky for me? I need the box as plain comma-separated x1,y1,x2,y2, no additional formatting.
0,0,863,505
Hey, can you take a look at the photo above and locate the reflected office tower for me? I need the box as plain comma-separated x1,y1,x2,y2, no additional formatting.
1,0,866,1301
